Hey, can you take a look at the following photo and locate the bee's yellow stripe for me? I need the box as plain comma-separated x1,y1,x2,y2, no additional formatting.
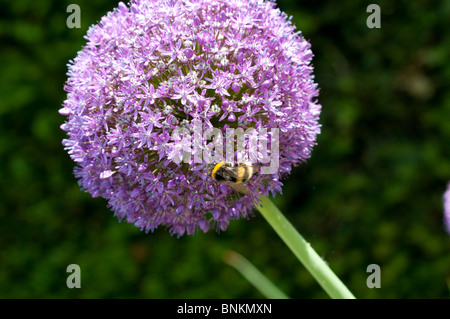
236,166,245,183
211,162,225,180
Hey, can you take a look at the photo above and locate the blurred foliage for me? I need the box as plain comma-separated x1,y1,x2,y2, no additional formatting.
0,0,449,299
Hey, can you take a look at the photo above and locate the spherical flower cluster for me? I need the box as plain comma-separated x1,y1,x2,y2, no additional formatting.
59,0,321,236
444,183,450,234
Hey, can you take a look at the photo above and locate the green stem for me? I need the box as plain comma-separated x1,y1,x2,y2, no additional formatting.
256,196,356,299
223,250,289,299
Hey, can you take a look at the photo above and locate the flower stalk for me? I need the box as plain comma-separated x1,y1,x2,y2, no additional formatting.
257,196,355,299
223,250,289,299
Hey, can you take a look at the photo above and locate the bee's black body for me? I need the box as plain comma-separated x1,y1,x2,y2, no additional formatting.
207,162,257,194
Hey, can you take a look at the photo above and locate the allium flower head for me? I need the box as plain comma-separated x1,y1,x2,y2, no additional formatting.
60,0,321,236
444,183,450,234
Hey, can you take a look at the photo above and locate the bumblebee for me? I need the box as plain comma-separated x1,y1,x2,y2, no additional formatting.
207,162,257,194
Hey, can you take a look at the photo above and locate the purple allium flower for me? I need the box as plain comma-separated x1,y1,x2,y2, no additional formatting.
59,0,321,236
444,183,450,234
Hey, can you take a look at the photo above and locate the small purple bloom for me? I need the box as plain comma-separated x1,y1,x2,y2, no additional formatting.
60,0,321,236
172,82,196,106
444,183,450,234
184,48,194,59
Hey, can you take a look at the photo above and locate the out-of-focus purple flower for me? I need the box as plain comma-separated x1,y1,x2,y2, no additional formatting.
444,183,450,234
59,0,321,236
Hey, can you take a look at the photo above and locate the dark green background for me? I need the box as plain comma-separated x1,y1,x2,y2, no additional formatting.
1,0,449,298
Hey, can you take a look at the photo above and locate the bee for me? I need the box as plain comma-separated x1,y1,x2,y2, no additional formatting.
207,162,257,194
